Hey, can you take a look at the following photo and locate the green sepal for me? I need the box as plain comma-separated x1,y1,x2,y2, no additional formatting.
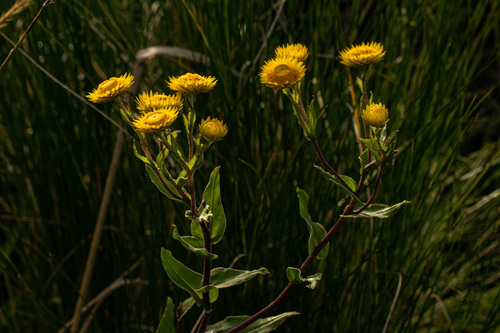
133,141,155,167
155,297,175,333
172,225,218,260
160,249,219,308
343,200,411,219
296,188,329,260
286,267,322,290
206,312,300,333
146,165,188,205
313,165,363,205
178,297,196,321
202,167,226,244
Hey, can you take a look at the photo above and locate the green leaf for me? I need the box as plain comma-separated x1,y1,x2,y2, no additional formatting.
313,165,362,204
156,147,168,170
343,200,411,219
359,137,381,162
202,167,226,244
133,142,155,167
172,225,218,260
178,297,196,321
206,312,300,333
296,188,329,260
286,267,322,290
155,297,175,333
160,249,219,307
190,220,204,241
210,267,268,289
356,77,363,93
146,165,188,205
359,149,369,175
306,98,316,137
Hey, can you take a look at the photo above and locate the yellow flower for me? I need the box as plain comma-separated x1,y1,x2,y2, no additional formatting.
87,73,134,103
339,42,385,67
199,117,228,142
275,43,309,62
132,107,179,134
136,91,183,113
362,102,389,127
167,73,217,95
260,57,306,90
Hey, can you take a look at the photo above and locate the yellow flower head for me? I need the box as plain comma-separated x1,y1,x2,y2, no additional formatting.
260,57,306,90
362,102,389,127
339,42,386,67
135,91,183,113
132,107,179,134
199,117,228,142
275,43,309,62
167,73,217,95
87,73,134,103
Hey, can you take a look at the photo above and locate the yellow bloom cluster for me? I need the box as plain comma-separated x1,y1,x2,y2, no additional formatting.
136,91,183,113
167,73,217,95
132,107,180,134
199,116,228,142
86,73,134,103
260,43,308,90
362,102,389,127
339,42,385,67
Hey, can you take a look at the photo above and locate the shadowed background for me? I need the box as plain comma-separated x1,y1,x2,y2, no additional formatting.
1,0,499,332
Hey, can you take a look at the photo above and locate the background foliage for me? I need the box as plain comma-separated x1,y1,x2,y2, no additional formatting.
1,0,499,332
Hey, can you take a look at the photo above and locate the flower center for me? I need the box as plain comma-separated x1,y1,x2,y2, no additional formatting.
99,79,118,91
145,111,167,125
349,46,375,57
275,64,291,75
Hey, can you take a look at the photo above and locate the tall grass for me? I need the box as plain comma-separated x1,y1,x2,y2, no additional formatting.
0,0,499,332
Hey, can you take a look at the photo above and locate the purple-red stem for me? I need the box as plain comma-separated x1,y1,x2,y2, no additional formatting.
310,136,356,195
226,151,387,333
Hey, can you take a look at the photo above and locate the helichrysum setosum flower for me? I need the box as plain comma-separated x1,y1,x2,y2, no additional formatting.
339,42,385,67
132,107,179,134
136,91,183,113
275,43,309,62
87,73,134,103
199,117,228,142
167,73,217,95
260,57,306,90
362,102,389,127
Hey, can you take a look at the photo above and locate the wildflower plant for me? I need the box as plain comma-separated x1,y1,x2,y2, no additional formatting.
85,41,408,333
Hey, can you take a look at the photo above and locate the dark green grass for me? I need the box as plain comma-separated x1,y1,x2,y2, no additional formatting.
1,0,499,332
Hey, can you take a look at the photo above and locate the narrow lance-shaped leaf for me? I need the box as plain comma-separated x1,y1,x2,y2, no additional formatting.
160,249,218,307
202,167,226,244
201,267,268,292
343,200,411,219
155,297,175,333
206,312,300,333
146,165,188,205
296,187,329,260
172,225,218,260
313,165,363,205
